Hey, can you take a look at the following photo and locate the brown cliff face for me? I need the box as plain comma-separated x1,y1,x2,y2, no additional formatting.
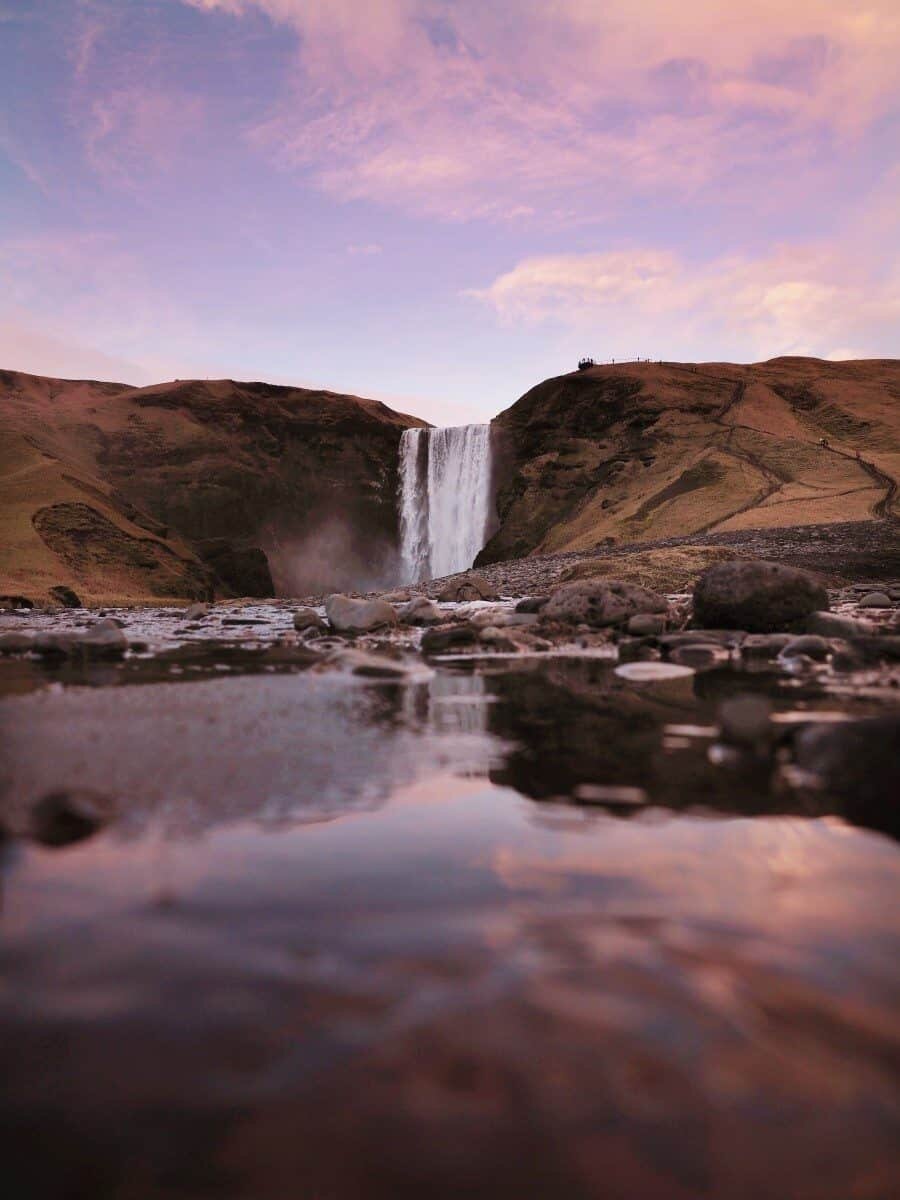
0,370,424,603
478,357,900,564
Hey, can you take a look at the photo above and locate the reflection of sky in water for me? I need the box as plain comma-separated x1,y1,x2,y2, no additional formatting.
1,663,899,1198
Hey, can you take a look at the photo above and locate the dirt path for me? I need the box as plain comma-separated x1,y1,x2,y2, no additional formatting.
821,443,898,518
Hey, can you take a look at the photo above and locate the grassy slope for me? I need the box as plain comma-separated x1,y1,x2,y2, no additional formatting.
0,370,423,604
482,357,900,563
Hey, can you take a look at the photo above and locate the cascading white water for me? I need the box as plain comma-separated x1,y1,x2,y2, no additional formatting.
398,425,493,583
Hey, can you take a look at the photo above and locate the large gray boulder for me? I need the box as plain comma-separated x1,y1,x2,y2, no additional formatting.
325,594,397,633
693,561,828,632
542,579,668,628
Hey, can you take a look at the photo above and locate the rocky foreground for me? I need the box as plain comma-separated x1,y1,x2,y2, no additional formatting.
3,550,899,842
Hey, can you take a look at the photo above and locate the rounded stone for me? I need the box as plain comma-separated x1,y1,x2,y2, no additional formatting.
693,560,828,633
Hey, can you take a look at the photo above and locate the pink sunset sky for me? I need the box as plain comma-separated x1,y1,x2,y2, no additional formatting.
1,0,898,423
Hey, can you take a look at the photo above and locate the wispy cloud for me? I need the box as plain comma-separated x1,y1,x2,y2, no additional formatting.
182,0,900,223
469,239,900,361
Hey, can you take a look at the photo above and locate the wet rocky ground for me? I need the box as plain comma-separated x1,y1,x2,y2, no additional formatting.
1,553,899,1198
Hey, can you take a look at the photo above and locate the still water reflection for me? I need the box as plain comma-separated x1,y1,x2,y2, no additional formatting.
1,659,898,1198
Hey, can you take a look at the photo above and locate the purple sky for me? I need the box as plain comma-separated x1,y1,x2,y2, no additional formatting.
1,1,898,423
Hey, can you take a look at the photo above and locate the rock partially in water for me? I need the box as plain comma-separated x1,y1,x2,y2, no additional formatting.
627,612,667,636
794,715,900,835
437,573,498,603
32,619,128,660
806,611,876,638
857,591,892,609
543,579,668,628
184,602,210,621
0,631,34,654
515,596,548,614
30,789,117,847
49,585,82,608
421,624,478,654
741,633,793,660
669,643,730,670
693,560,828,632
399,596,442,626
293,606,326,632
325,595,397,633
780,635,831,662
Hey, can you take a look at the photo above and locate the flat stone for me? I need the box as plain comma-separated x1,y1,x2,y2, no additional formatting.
325,594,397,633
693,560,828,632
614,661,695,682
543,579,668,628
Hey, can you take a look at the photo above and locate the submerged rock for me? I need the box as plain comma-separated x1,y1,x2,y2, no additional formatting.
693,561,828,632
542,579,668,628
794,715,900,836
30,789,117,847
325,595,397,633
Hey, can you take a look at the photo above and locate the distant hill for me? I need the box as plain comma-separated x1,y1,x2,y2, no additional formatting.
479,357,900,564
0,370,423,604
2,357,897,604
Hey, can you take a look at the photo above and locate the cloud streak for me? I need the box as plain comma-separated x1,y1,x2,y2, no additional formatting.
470,241,900,361
184,0,900,222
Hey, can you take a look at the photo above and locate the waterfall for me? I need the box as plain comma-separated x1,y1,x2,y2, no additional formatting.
398,425,493,583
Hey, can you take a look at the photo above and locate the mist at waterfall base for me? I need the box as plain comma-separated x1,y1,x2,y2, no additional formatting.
399,425,495,583
266,515,402,597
